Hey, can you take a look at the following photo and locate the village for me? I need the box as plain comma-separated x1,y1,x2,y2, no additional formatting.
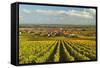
19,27,95,38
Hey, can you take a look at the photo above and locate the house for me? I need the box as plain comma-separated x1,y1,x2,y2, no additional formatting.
69,34,78,38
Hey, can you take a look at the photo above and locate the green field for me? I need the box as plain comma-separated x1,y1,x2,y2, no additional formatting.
19,35,96,64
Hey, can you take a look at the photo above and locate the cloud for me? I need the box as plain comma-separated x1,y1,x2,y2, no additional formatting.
23,9,31,14
35,9,66,15
88,9,96,13
21,8,96,19
66,9,93,18
34,9,95,18
35,9,55,14
85,8,96,16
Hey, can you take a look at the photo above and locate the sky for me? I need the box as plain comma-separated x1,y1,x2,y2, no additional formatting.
19,4,96,25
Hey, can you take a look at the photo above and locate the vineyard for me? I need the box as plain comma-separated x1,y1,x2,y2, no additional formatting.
19,37,96,64
18,5,97,64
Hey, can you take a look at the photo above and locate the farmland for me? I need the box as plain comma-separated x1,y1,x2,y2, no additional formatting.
19,24,96,64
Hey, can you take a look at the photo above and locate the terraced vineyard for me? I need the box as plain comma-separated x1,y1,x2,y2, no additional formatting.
19,39,96,64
